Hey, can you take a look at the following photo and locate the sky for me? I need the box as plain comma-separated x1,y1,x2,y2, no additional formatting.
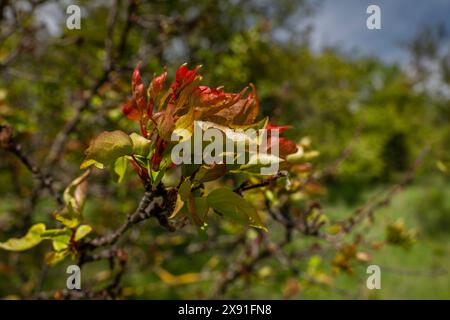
35,0,450,65
309,0,450,63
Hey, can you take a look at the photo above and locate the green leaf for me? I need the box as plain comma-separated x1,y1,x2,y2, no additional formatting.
206,188,267,231
193,197,209,223
40,228,71,239
170,194,186,219
179,177,192,200
55,170,90,228
169,178,191,219
130,133,151,156
112,156,128,183
52,240,69,251
41,228,72,251
194,164,226,184
45,250,70,266
437,160,449,174
79,159,104,169
63,170,90,214
229,116,268,131
0,223,46,251
81,130,133,169
54,207,80,229
173,108,194,141
74,225,92,241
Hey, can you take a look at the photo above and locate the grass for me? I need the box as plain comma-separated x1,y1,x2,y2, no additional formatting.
308,175,450,299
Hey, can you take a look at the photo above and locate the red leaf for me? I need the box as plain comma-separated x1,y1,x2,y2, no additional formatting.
267,123,292,134
278,137,298,157
122,99,140,120
170,64,200,93
132,63,143,92
194,86,228,106
132,64,147,113
149,70,167,100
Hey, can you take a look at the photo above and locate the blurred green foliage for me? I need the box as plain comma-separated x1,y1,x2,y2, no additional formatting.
0,0,449,299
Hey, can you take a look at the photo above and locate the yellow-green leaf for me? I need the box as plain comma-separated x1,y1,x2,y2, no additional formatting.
130,133,151,156
55,170,90,228
54,207,80,229
64,170,90,214
40,228,71,239
194,164,226,184
52,240,69,251
207,188,267,231
74,225,92,241
41,228,71,251
112,156,128,183
45,250,70,266
81,130,133,169
0,223,46,251
169,194,186,219
169,178,191,219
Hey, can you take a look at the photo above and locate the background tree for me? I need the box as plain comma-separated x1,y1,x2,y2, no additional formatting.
0,0,448,299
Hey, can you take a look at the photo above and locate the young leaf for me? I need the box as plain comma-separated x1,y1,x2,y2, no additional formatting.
130,133,151,156
40,228,71,239
169,178,191,219
74,225,92,241
229,116,268,131
41,228,72,251
0,223,46,251
45,250,70,267
64,170,90,214
52,240,69,252
170,194,186,219
194,164,226,184
55,170,90,228
112,156,128,183
206,188,267,231
81,130,133,169
54,207,80,229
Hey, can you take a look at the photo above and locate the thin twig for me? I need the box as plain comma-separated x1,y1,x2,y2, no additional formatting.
46,0,136,167
0,125,63,206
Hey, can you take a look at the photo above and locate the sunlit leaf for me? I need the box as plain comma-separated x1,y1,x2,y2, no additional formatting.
169,178,191,219
55,170,90,228
0,224,46,251
130,133,151,156
74,225,92,241
194,164,226,184
81,130,133,169
54,207,80,229
112,156,128,183
207,187,267,231
154,267,202,285
63,170,90,214
41,228,71,251
52,240,69,252
45,250,70,267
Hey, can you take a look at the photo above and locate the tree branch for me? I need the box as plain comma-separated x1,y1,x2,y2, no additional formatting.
45,0,136,167
0,125,63,206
